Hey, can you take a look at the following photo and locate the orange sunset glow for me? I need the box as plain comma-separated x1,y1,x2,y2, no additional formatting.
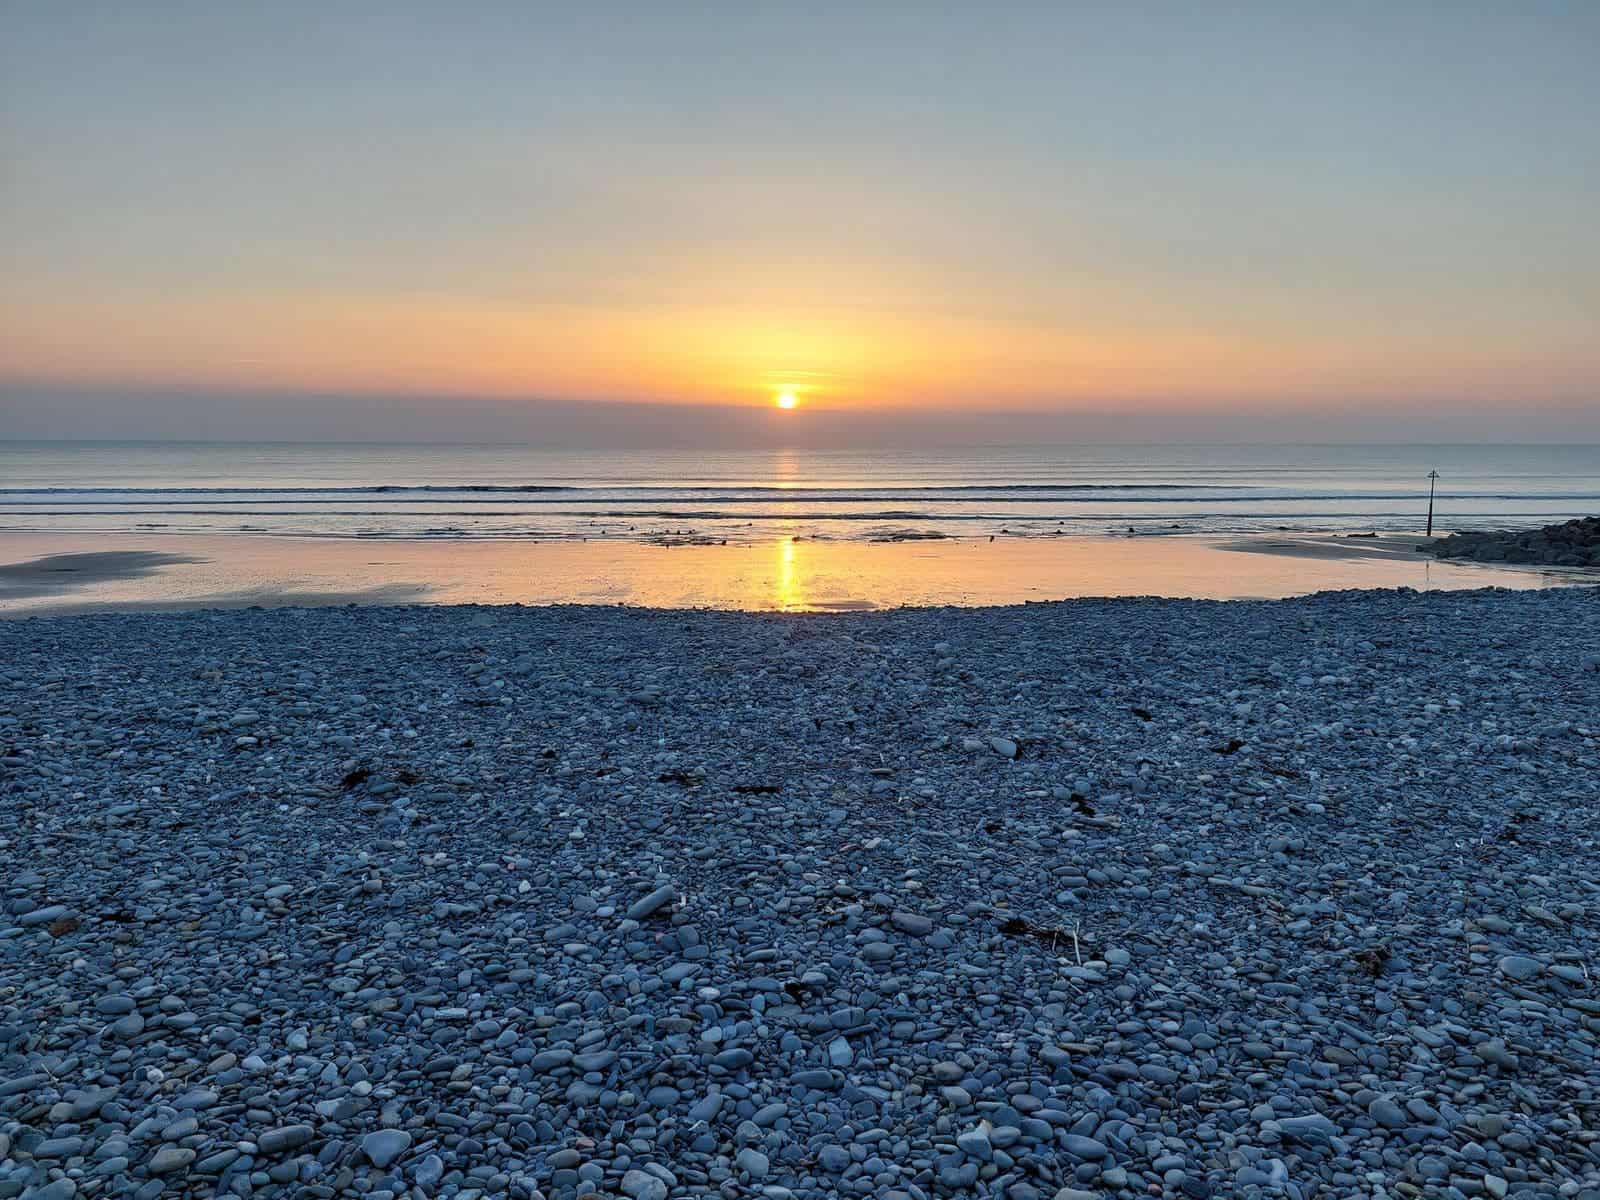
6,288,1592,420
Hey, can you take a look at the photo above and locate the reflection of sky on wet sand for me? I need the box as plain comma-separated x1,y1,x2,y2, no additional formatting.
0,532,1589,617
778,538,796,610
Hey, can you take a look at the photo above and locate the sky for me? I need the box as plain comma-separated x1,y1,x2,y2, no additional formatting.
2,1,1597,443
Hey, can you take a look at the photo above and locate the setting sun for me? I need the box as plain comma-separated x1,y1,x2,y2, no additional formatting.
775,391,798,410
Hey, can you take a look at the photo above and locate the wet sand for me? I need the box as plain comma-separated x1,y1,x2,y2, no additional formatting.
1,531,1590,616
0,550,204,597
1213,532,1435,560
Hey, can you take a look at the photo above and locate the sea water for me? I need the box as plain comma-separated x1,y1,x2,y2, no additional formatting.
3,442,1595,545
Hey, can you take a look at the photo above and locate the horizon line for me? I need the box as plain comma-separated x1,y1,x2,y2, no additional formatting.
6,436,1599,449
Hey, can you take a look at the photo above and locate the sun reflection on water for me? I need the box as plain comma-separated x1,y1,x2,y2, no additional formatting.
777,537,799,610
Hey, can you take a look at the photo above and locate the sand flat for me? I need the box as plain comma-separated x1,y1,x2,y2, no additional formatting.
0,531,1590,617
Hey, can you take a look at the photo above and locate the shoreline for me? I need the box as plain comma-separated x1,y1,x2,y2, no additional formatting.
1,530,1592,617
2,589,1597,1196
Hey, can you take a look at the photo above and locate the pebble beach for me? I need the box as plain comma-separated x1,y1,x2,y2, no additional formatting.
2,588,1598,1200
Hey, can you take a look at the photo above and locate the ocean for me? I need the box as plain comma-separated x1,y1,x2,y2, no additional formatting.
3,442,1596,544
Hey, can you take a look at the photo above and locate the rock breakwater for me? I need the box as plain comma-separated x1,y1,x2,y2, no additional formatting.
1427,517,1600,567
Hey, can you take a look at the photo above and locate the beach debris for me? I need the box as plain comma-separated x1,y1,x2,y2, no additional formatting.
1352,943,1391,976
997,915,1075,945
